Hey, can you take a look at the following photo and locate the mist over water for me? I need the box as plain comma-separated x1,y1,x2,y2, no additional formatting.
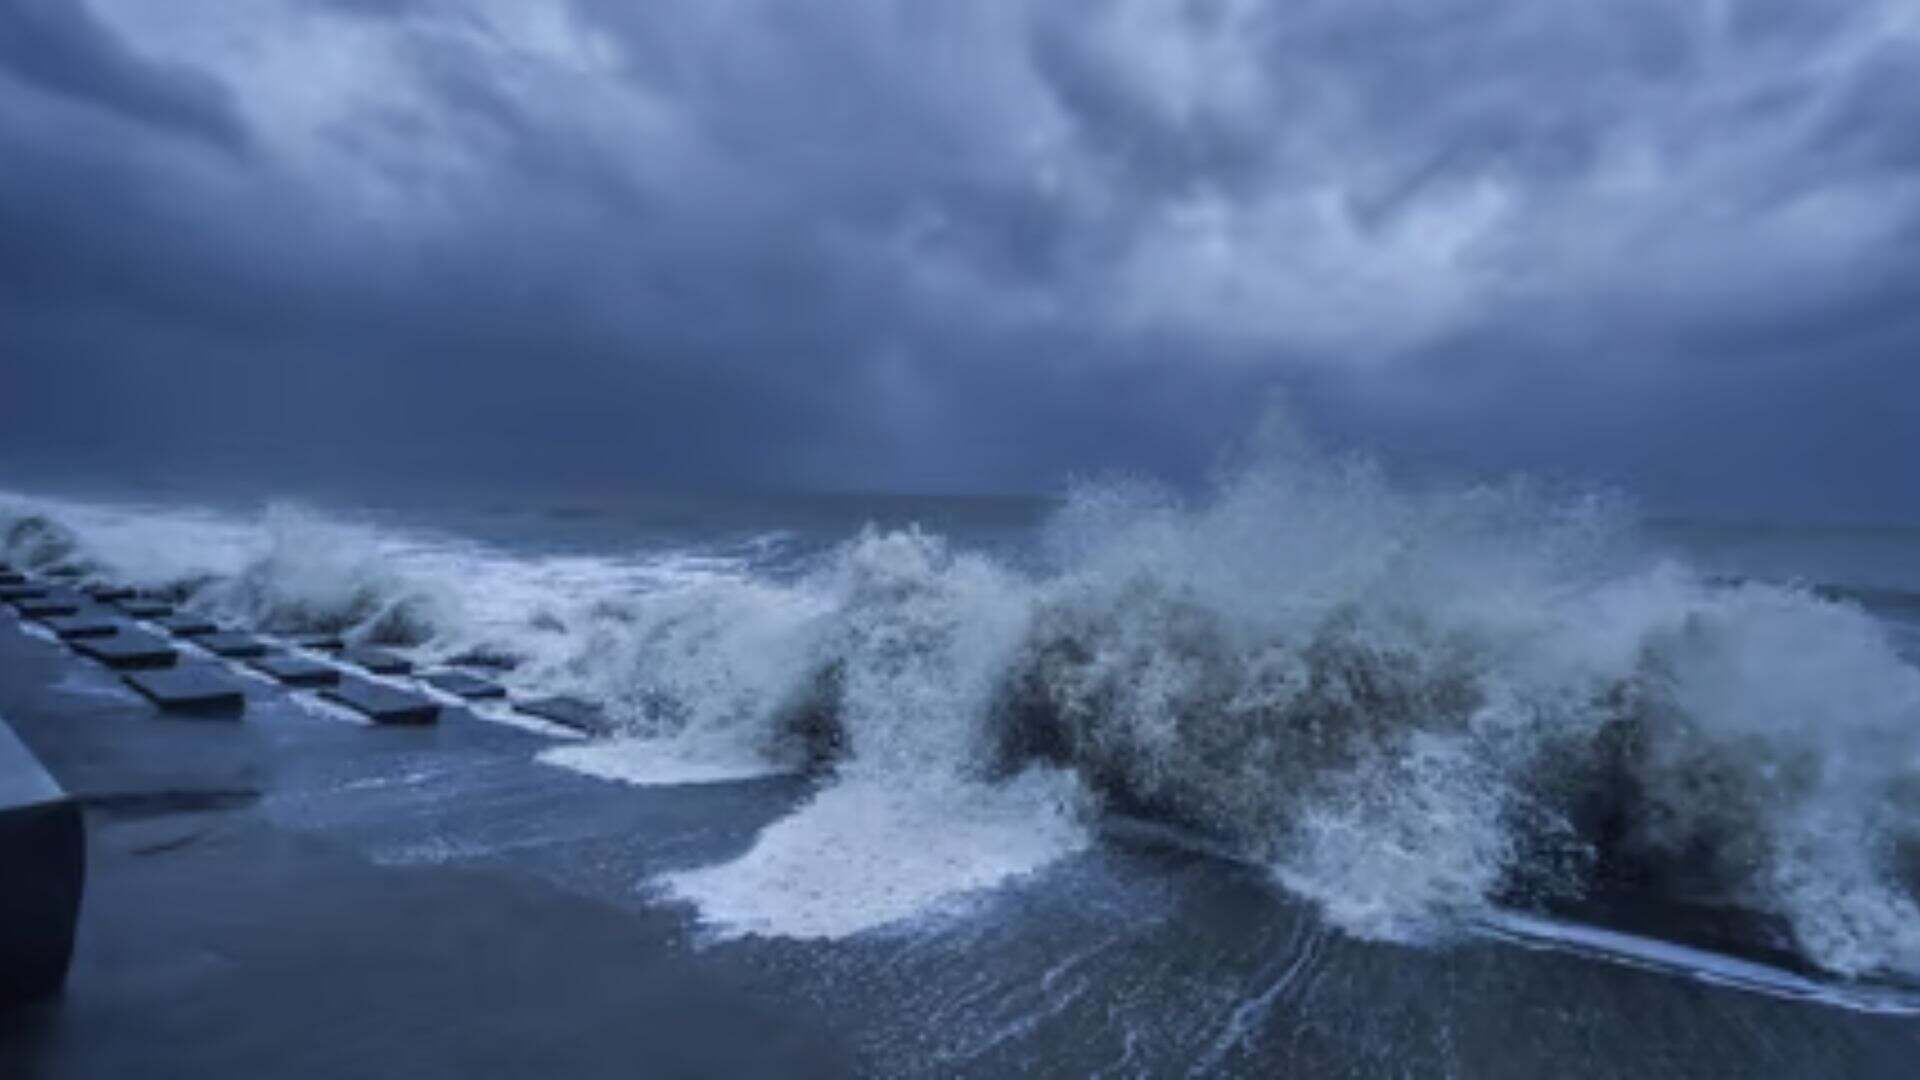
6,440,1919,979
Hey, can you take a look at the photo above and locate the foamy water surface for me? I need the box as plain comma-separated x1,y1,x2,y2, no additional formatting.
7,447,1920,977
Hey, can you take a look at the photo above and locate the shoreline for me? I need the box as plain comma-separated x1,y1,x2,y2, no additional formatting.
3,595,1919,1076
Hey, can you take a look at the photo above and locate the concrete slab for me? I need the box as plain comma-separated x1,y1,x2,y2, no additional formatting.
115,599,174,619
286,632,345,652
0,570,26,587
447,646,521,672
247,653,341,688
0,583,49,602
341,646,412,675
196,632,271,659
84,585,135,603
513,695,613,737
154,614,220,637
420,670,507,700
71,632,178,671
41,613,128,640
0,719,84,1006
14,596,82,619
122,666,248,716
319,678,440,726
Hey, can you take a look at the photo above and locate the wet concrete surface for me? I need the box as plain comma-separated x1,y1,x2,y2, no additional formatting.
0,610,850,1079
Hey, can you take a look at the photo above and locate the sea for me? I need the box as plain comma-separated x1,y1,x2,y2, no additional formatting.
6,443,1920,1075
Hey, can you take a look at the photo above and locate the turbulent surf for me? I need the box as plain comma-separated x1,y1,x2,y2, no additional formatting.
6,442,1919,979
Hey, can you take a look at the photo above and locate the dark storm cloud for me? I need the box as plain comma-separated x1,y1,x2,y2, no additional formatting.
1,0,1917,514
0,0,244,148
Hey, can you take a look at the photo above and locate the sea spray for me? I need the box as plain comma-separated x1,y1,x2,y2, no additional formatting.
196,505,455,642
994,450,1920,975
6,448,1919,973
650,526,1093,939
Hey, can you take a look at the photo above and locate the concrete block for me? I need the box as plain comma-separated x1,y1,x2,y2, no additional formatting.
420,670,507,700
71,631,178,670
0,583,49,602
287,633,345,652
320,679,440,726
247,653,341,688
43,565,85,580
0,720,84,1006
513,695,613,737
14,596,82,619
448,647,520,672
123,666,247,716
115,599,175,619
84,584,135,603
341,646,412,676
42,613,127,640
196,632,270,659
155,614,220,637
0,570,26,587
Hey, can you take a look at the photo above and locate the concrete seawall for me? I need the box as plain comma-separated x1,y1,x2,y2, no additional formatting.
0,603,851,1078
0,715,82,1006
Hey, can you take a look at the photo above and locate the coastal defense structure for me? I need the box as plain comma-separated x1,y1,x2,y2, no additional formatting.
0,717,84,1006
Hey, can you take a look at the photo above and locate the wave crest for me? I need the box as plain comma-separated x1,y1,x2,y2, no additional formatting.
201,506,454,643
6,451,1919,972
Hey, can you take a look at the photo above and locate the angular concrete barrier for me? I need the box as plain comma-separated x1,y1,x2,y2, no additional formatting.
420,670,507,700
15,595,82,619
513,695,613,737
341,646,412,676
42,613,127,640
71,631,178,671
0,718,84,1006
247,653,341,688
447,647,521,673
320,679,440,726
115,599,174,619
123,666,247,716
196,632,270,659
155,614,220,637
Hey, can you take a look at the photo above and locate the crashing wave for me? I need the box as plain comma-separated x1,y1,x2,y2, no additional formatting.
5,445,1918,974
4,513,85,571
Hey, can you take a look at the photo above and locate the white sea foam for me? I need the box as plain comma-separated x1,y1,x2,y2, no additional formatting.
539,735,790,787
7,437,1920,973
1477,910,1920,1015
288,692,374,727
661,770,1088,940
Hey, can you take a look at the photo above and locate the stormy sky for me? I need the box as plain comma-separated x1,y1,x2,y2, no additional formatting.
2,0,1917,516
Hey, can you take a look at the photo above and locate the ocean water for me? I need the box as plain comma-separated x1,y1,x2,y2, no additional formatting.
6,443,1920,1008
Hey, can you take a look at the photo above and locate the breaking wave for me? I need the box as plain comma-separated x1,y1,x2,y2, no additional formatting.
5,442,1919,976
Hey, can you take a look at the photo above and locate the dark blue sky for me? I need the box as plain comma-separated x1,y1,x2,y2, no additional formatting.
2,0,1916,516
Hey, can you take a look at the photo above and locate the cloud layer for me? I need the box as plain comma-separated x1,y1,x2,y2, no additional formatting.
3,0,1917,513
